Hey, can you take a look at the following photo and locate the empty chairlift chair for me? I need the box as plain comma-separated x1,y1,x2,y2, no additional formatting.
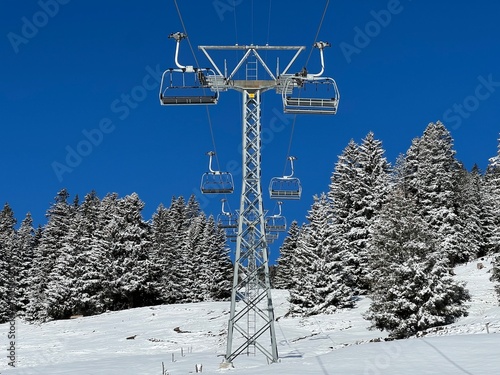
159,32,219,106
266,231,279,244
218,199,238,242
269,156,302,200
201,151,234,194
218,199,238,229
265,201,287,232
282,41,340,115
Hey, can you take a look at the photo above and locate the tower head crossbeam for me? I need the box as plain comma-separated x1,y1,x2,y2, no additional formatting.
198,45,306,91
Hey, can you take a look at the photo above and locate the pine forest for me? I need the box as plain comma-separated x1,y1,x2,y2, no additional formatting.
1,121,500,339
0,193,232,322
274,122,500,338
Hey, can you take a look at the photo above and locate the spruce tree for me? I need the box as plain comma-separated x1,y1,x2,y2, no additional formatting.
486,135,500,301
150,203,175,304
365,187,470,338
455,165,484,260
403,122,464,265
0,203,17,323
165,196,194,303
72,191,109,315
328,133,390,293
151,196,231,304
26,189,74,321
13,212,36,316
43,191,84,320
328,140,360,291
205,215,232,301
149,197,190,304
181,213,207,302
289,194,354,316
274,221,300,290
103,193,153,310
194,215,232,301
483,135,500,255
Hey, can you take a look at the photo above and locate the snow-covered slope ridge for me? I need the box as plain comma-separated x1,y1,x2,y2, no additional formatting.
1,256,498,374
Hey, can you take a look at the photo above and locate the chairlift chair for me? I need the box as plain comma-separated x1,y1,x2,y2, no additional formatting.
283,76,339,115
269,156,302,200
266,231,279,244
201,152,234,194
265,202,287,232
217,199,238,229
282,41,340,115
159,32,220,106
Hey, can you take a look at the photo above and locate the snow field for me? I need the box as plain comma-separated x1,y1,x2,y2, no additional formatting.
0,258,499,374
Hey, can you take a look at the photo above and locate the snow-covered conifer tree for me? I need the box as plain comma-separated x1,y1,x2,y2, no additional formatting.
150,203,175,303
151,196,231,304
194,215,232,301
289,194,354,316
274,221,300,289
483,135,500,255
164,196,195,303
403,121,465,265
71,191,109,315
0,203,17,323
44,191,96,319
13,212,35,316
103,193,153,310
365,187,470,338
328,133,390,293
26,189,73,321
455,165,484,260
181,213,207,302
485,135,500,301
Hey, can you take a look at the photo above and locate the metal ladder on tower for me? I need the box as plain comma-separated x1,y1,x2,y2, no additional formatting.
246,58,258,81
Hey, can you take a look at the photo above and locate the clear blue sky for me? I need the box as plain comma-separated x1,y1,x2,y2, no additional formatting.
2,1,500,262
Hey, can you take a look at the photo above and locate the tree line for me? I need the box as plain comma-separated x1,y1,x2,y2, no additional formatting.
0,192,233,323
274,122,500,338
1,120,499,340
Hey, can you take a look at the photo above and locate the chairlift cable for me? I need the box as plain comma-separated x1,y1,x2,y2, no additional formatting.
305,0,330,67
282,116,298,176
282,0,330,176
204,107,223,170
173,0,199,68
262,0,273,63
231,1,245,144
251,0,255,45
173,0,222,170
266,0,272,46
232,0,239,45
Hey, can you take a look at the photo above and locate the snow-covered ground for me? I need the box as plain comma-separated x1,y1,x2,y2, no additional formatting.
1,256,499,374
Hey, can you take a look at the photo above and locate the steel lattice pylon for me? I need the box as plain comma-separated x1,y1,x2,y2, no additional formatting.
195,44,307,365
225,89,278,363
160,40,339,366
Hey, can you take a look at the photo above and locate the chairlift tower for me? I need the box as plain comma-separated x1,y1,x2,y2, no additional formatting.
160,36,339,365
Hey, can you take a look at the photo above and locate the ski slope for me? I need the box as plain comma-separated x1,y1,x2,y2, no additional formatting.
1,256,499,374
